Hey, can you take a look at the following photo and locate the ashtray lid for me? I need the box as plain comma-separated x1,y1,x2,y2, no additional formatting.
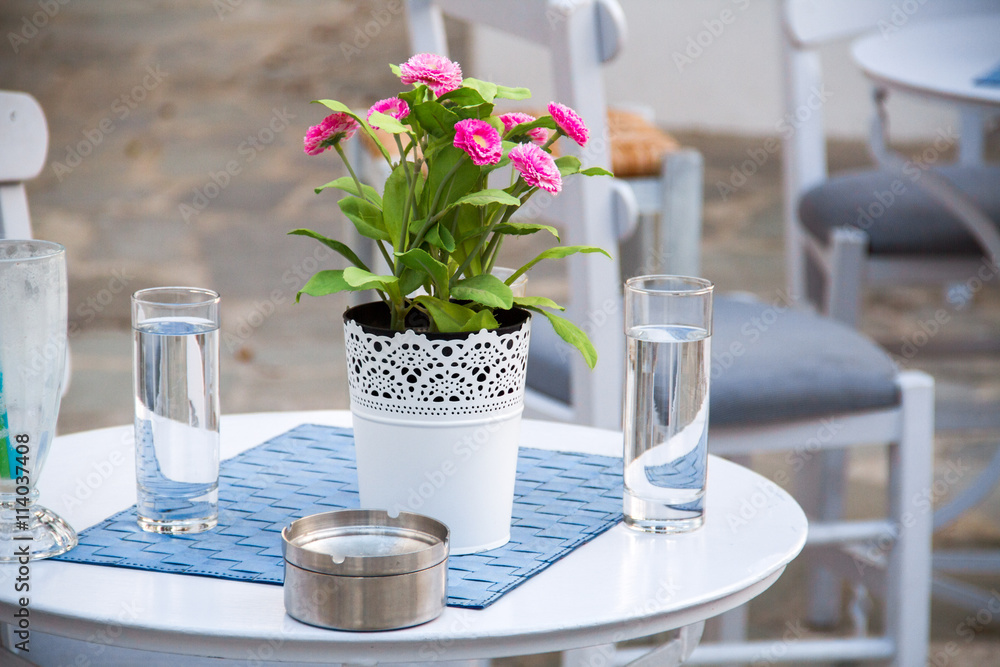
281,509,449,576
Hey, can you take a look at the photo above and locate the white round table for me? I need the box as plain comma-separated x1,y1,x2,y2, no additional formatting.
851,13,1000,109
0,412,807,665
852,12,1000,166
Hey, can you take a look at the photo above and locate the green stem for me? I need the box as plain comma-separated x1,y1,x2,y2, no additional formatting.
334,143,373,206
451,200,521,286
541,129,564,152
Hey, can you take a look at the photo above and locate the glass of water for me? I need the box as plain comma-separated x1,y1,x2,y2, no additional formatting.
132,287,220,534
0,240,77,560
623,275,713,533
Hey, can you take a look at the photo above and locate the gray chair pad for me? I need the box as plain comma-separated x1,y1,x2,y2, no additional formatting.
798,165,1000,256
526,295,900,427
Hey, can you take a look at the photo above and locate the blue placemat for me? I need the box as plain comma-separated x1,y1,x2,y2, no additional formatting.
975,59,1000,87
53,423,623,609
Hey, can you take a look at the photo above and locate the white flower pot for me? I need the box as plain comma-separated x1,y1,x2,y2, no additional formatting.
343,303,532,554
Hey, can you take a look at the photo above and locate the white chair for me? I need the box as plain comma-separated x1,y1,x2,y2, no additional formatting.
404,2,937,665
0,91,70,399
781,0,1000,617
0,91,48,240
780,0,1000,326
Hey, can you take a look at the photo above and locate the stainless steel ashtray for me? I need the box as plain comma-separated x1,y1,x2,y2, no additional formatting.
281,509,449,631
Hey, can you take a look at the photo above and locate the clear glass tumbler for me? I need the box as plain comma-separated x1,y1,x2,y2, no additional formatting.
623,275,713,533
0,240,77,560
132,287,220,534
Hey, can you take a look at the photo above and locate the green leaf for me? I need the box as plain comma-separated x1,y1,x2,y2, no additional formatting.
287,229,370,270
314,176,382,206
381,163,411,249
506,245,612,284
461,309,500,332
314,99,389,161
492,222,560,240
399,267,427,296
389,63,401,77
412,296,482,333
495,84,531,100
460,78,498,103
523,306,598,369
451,274,513,310
396,248,450,299
483,115,504,134
424,145,480,212
580,166,614,177
437,87,489,108
554,155,582,177
411,101,461,136
507,116,557,137
338,197,390,242
368,110,408,134
448,188,520,210
342,266,399,292
296,270,349,302
398,87,424,108
513,296,565,311
295,268,401,304
425,223,457,252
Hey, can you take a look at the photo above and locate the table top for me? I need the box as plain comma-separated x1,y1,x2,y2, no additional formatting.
0,411,807,663
851,13,1000,109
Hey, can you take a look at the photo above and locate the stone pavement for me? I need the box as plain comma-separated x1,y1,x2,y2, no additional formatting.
3,1,1000,664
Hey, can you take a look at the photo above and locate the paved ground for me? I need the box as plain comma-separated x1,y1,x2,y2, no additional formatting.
3,1,1000,664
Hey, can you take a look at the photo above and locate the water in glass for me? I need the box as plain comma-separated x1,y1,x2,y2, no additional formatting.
623,323,710,532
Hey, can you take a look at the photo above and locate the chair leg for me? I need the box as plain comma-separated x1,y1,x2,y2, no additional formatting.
799,448,848,630
824,226,867,327
886,371,934,667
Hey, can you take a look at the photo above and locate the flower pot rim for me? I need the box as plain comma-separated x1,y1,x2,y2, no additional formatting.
343,301,531,341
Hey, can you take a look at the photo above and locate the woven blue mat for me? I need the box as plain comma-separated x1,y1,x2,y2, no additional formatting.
975,60,1000,87
53,424,623,609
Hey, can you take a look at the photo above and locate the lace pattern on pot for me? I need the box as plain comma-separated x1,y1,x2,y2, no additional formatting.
344,319,531,417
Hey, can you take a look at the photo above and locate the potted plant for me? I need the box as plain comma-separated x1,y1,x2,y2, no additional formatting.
292,53,611,554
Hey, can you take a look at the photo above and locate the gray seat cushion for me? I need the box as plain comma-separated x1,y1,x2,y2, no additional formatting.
526,295,900,426
798,165,1000,256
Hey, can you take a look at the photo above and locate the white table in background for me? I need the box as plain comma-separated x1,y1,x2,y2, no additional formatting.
0,411,806,666
851,13,1000,164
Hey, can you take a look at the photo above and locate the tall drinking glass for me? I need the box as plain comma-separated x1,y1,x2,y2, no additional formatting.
0,240,77,560
623,276,713,533
132,287,220,534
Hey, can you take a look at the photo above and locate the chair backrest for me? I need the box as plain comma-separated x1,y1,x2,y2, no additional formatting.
779,0,997,300
405,0,628,429
0,91,48,240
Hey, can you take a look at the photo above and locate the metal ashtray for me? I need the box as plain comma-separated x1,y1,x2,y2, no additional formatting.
281,509,449,631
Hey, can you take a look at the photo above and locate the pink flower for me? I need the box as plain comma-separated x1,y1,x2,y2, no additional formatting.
303,113,359,155
453,118,503,166
547,102,589,146
499,112,550,146
366,97,410,129
399,53,463,97
509,143,562,194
